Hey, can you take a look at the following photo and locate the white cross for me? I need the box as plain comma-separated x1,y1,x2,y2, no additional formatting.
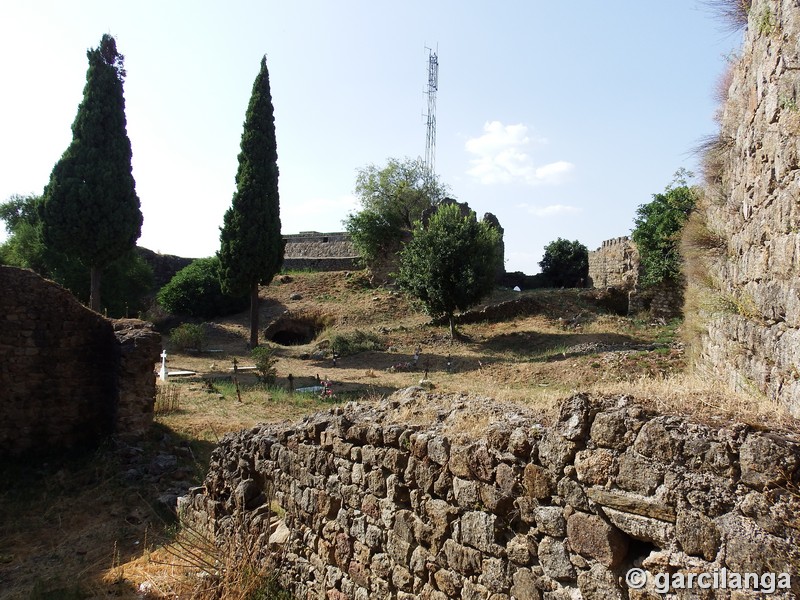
160,350,168,381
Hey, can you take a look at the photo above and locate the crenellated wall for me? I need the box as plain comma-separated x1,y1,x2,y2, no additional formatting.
587,237,638,290
0,266,161,455
180,389,800,599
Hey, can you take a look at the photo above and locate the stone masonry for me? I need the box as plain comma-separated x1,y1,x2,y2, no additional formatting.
0,266,161,455
283,232,360,272
692,0,800,416
181,389,800,599
587,236,638,290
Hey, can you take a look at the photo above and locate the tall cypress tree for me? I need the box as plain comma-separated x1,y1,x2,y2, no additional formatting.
219,55,283,348
41,34,142,312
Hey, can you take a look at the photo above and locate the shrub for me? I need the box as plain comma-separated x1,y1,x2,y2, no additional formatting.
538,238,589,288
251,346,278,384
330,330,383,356
157,257,248,319
632,172,699,288
170,323,206,351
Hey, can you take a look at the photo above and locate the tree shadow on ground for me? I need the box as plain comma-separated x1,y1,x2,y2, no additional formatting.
480,330,649,361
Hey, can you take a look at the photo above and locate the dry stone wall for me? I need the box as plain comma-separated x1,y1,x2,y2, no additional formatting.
693,0,800,415
0,266,161,455
284,232,360,272
181,389,800,599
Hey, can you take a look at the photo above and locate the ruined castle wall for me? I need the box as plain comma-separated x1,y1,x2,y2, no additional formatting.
0,267,161,455
587,237,638,290
695,0,800,415
181,390,800,599
283,232,361,271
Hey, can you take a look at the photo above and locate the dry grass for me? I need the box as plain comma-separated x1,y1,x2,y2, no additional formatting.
587,369,796,431
124,496,288,600
700,0,752,32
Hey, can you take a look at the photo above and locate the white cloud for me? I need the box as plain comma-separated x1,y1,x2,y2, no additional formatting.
465,121,574,186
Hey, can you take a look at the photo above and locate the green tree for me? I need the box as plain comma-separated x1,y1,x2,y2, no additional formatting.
157,257,248,319
218,55,283,348
396,202,500,338
40,34,142,312
1,193,152,317
539,238,589,287
344,157,448,270
632,172,698,287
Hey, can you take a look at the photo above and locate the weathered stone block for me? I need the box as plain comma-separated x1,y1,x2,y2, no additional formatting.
589,409,628,449
586,487,676,522
577,563,626,600
523,463,555,499
511,567,542,600
442,538,482,576
615,451,664,495
537,536,576,581
676,510,719,561
740,432,799,490
566,511,628,568
633,419,681,463
574,449,614,485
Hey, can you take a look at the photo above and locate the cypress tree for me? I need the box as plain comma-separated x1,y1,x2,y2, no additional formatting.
41,34,142,312
218,55,283,348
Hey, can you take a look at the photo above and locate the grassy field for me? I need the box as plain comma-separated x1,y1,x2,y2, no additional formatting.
0,270,792,599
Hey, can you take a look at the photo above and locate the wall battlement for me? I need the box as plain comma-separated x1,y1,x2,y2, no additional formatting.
587,236,638,290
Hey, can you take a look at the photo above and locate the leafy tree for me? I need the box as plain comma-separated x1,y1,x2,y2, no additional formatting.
40,34,142,312
632,173,698,287
157,257,247,319
1,193,152,317
538,238,589,288
396,202,501,338
218,55,283,348
344,157,449,270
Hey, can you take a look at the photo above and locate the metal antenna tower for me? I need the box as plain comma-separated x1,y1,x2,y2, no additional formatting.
424,46,439,177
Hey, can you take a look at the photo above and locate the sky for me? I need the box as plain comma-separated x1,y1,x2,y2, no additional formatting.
0,1,744,274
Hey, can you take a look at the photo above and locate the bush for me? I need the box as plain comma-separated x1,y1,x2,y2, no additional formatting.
632,173,698,288
169,323,206,351
157,257,248,319
251,346,278,384
538,238,589,288
330,330,383,356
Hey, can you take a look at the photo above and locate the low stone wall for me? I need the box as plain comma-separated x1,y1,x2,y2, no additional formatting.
283,232,361,272
180,389,800,599
0,266,161,455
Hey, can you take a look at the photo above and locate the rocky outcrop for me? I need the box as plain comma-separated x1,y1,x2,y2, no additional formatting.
180,390,800,599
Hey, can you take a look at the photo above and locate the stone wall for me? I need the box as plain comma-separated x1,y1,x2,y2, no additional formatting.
180,389,800,599
690,0,800,416
587,237,638,290
0,266,161,455
284,232,361,272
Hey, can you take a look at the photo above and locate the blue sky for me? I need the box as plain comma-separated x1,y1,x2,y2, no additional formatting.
0,1,742,274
